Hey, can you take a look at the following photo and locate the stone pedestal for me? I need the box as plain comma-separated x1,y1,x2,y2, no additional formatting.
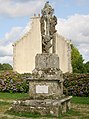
35,53,59,69
12,53,72,117
26,53,72,116
28,54,63,99
12,96,72,117
29,77,63,100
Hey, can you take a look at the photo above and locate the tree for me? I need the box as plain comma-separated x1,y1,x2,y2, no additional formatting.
84,61,89,73
71,44,86,73
2,63,13,70
0,63,13,70
0,63,3,70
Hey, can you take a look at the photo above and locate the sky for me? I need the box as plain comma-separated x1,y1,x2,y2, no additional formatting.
0,0,89,65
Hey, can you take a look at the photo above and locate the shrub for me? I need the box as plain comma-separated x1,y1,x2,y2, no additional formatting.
0,71,30,93
63,73,89,97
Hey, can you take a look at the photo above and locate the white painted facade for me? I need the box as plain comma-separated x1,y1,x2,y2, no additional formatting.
13,16,72,74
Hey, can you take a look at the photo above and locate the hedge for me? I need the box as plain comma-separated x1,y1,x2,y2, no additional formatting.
0,71,29,93
0,71,89,97
63,73,89,97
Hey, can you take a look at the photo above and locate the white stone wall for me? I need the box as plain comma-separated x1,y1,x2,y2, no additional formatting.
13,16,72,73
56,34,72,73
13,17,42,73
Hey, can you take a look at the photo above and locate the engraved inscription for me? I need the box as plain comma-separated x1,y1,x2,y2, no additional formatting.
36,85,48,93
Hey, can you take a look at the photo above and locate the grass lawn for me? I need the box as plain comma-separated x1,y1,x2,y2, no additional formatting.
0,93,89,119
0,92,29,100
0,92,89,104
71,96,89,104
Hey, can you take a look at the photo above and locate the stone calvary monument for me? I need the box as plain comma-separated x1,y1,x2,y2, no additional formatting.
40,1,57,53
12,2,72,117
13,4,72,74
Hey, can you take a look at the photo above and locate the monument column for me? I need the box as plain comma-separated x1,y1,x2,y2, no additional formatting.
12,2,72,117
28,1,72,116
40,1,57,54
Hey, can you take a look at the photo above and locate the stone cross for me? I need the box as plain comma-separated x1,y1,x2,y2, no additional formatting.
40,1,57,53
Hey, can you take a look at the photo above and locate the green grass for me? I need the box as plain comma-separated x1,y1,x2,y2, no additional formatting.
0,92,89,105
6,109,57,118
71,96,89,104
6,110,41,118
6,109,82,119
58,109,81,118
0,101,10,105
0,92,29,100
63,109,81,116
0,93,89,118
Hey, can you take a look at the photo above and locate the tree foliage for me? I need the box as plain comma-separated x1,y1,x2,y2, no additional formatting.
84,61,89,73
0,63,13,70
0,63,3,70
71,44,86,73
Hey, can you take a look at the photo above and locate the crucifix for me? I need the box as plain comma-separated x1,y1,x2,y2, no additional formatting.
40,1,57,53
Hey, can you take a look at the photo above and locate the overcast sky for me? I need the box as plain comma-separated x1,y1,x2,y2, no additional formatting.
0,0,89,65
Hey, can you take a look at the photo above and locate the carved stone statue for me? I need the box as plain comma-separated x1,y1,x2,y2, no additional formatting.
40,1,57,53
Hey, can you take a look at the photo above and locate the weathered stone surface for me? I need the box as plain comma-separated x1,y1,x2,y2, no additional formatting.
40,1,57,53
29,80,63,99
28,53,63,100
12,96,72,117
35,54,59,69
32,68,63,79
